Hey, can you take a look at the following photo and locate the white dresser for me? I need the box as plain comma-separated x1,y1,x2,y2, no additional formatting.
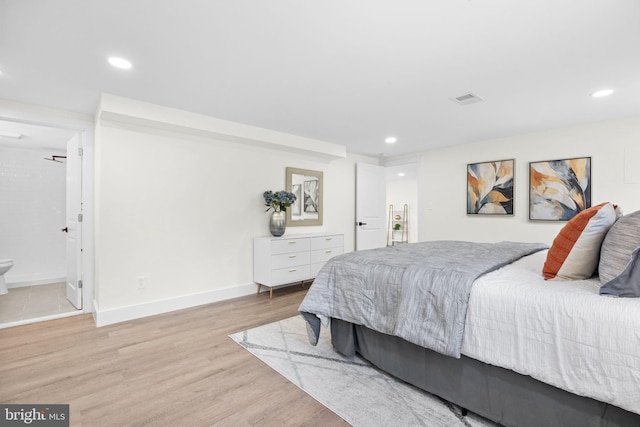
253,232,344,298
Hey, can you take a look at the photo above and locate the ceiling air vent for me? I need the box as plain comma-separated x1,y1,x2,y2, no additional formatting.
452,92,484,106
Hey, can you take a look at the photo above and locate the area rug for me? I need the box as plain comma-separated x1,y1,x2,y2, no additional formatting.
229,316,499,427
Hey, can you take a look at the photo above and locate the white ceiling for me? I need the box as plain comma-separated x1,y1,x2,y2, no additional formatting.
0,0,638,157
0,120,75,151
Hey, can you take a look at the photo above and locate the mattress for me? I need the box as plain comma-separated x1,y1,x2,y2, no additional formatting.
462,249,640,415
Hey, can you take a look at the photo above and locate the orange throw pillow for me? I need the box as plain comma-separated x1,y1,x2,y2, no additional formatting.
543,202,617,280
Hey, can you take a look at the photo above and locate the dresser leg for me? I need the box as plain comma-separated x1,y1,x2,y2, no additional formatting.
269,287,273,299
257,283,262,295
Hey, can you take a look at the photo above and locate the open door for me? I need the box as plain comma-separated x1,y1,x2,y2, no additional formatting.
356,163,387,250
65,133,83,309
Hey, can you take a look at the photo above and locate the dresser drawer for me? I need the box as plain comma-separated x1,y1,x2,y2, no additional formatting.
311,247,343,264
271,251,311,269
271,265,311,285
254,233,344,297
271,238,311,255
311,235,343,250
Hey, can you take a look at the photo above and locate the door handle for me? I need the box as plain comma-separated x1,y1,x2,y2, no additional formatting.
357,222,367,226
61,227,68,233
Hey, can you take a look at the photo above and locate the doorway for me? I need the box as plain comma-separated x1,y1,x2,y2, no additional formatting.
355,162,420,250
0,119,85,328
384,163,419,244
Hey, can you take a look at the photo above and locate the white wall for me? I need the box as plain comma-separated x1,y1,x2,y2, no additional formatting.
418,116,640,245
0,145,66,285
94,98,375,323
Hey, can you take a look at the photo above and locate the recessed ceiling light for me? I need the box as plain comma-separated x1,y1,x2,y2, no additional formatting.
108,56,132,70
385,137,397,144
591,89,614,98
397,172,405,177
0,131,23,139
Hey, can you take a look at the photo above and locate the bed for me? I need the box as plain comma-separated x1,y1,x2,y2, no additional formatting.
299,206,640,427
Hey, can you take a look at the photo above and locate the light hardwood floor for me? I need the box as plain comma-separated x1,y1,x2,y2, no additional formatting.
0,286,349,426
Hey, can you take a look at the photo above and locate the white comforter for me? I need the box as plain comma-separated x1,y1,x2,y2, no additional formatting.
462,249,640,415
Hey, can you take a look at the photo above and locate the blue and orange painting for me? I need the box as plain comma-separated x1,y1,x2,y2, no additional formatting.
467,159,514,215
529,157,591,221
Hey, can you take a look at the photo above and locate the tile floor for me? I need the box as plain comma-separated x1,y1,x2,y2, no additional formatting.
0,282,78,324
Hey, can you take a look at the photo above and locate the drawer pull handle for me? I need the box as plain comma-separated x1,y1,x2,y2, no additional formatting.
325,250,332,254
325,237,332,240
289,255,296,258
288,241,297,244
289,269,297,272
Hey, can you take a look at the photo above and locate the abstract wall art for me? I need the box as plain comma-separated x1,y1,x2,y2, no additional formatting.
291,184,302,216
303,179,318,213
286,167,323,226
467,159,514,215
529,157,591,221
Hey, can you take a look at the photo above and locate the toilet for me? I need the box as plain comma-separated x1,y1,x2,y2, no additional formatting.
0,259,14,295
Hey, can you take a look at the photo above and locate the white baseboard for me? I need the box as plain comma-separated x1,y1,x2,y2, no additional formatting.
93,282,260,327
8,276,67,289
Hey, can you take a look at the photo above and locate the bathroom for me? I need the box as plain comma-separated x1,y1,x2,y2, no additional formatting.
0,120,82,327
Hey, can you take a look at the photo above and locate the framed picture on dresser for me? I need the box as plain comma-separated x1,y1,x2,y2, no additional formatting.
286,167,323,226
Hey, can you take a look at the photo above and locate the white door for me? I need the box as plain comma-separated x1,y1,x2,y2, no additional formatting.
356,163,387,250
65,133,83,309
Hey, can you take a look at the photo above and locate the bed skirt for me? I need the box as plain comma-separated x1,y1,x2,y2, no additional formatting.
330,318,640,427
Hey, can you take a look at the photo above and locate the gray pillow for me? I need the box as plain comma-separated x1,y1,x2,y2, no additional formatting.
599,209,640,287
600,246,640,297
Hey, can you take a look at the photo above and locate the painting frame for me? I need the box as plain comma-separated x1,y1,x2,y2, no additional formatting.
529,156,591,221
286,167,323,226
467,159,515,215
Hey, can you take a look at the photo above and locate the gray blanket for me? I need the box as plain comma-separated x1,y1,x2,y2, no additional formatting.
299,240,547,358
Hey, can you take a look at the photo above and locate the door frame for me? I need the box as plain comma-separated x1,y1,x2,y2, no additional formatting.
383,161,421,244
65,132,83,309
0,101,94,314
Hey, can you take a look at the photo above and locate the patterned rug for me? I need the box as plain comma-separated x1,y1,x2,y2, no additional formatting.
229,316,499,427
